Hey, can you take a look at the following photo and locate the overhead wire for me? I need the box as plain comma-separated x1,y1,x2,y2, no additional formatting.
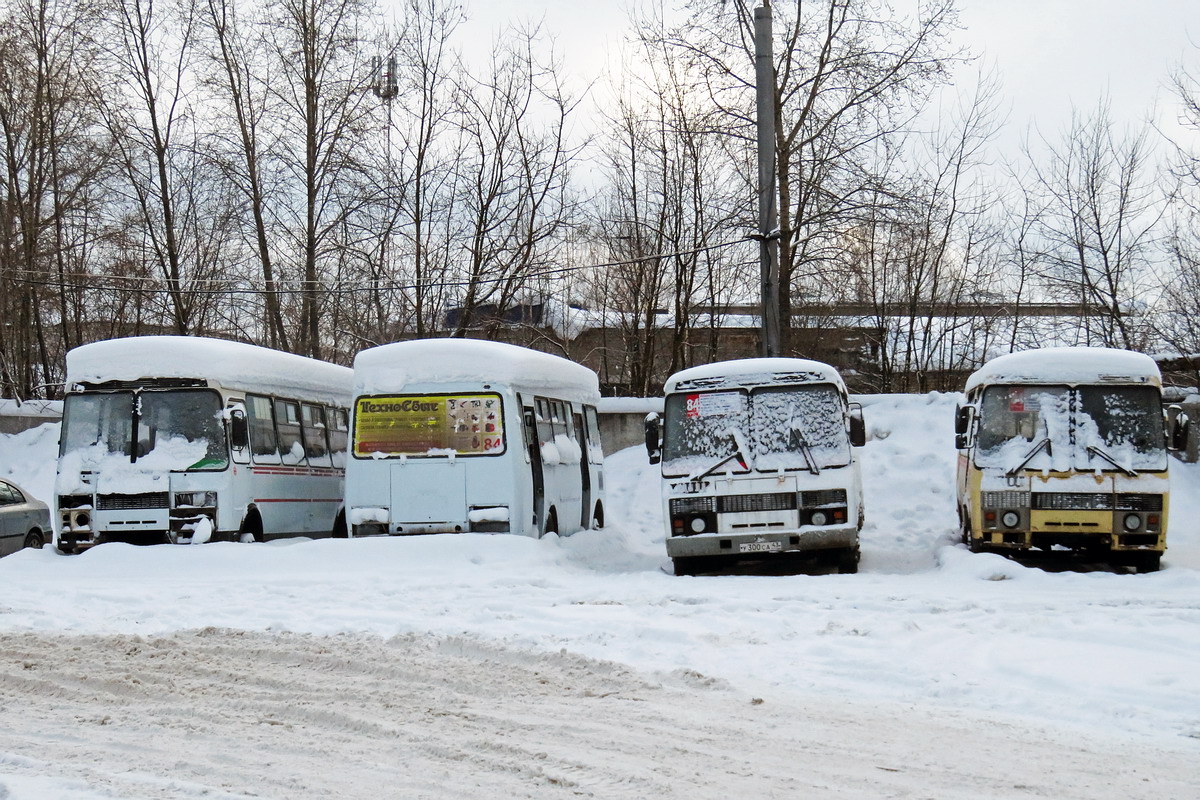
6,237,754,297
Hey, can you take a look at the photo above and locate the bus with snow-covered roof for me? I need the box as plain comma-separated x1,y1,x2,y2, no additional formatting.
345,339,605,539
645,358,866,576
955,347,1169,572
54,336,353,552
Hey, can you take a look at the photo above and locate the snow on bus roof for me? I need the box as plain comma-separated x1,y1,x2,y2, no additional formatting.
965,347,1161,393
353,339,600,403
665,358,847,393
66,336,353,405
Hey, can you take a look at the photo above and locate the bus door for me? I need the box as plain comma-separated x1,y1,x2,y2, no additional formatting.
574,410,592,529
522,404,545,533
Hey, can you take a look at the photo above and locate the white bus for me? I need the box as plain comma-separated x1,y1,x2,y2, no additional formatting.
646,358,866,576
955,347,1168,572
345,339,605,538
55,336,352,552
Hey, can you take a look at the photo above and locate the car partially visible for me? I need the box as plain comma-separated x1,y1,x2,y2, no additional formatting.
0,479,50,556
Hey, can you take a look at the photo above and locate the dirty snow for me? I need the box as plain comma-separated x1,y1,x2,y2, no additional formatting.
0,393,1198,799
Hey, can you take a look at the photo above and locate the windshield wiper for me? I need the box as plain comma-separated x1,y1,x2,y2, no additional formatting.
1006,437,1051,476
689,430,752,481
1086,445,1138,477
786,404,821,475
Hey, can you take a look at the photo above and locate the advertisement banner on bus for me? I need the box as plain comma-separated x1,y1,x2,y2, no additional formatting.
353,394,504,457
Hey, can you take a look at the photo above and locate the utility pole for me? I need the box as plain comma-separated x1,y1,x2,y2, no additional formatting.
754,2,782,357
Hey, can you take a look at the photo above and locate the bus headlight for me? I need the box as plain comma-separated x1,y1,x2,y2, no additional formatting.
810,510,828,526
1001,510,1020,529
175,491,217,508
690,517,707,533
1123,513,1142,532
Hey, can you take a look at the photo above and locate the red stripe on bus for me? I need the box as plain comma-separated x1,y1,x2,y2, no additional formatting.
253,498,341,503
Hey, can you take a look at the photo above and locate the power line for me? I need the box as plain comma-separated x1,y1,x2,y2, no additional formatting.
6,238,753,298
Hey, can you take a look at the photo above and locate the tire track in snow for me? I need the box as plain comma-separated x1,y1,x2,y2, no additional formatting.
0,629,1196,799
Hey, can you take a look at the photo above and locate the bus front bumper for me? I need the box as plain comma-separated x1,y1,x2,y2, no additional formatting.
666,526,858,559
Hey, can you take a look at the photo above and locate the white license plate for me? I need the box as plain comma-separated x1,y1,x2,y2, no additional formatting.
739,541,782,553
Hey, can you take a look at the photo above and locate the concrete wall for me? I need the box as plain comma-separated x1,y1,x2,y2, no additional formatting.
597,397,664,456
0,400,61,435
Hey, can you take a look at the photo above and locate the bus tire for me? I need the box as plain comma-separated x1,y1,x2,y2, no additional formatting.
332,510,348,539
239,511,264,543
591,502,604,530
24,530,45,550
672,557,698,576
836,546,860,574
1133,553,1161,574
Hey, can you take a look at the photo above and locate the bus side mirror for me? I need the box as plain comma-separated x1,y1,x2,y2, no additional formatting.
1169,409,1189,452
645,412,661,465
229,408,248,451
954,404,975,449
849,404,866,447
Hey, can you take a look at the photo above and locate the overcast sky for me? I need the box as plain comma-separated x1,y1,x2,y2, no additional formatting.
443,0,1200,156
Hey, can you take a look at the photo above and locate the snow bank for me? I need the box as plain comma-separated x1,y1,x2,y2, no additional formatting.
0,422,60,504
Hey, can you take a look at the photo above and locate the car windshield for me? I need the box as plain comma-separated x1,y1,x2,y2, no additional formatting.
975,384,1165,472
662,383,850,477
59,389,228,471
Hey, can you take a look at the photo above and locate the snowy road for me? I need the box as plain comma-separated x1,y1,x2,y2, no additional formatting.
1,393,1199,798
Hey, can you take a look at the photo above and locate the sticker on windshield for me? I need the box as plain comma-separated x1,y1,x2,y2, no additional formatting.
685,392,743,418
1008,388,1025,413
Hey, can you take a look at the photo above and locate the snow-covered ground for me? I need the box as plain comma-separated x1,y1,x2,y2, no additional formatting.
1,394,1199,798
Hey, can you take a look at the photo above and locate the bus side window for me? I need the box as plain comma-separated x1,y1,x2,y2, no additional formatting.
247,394,281,464
302,404,331,467
328,408,348,467
551,400,568,439
535,398,553,446
584,406,603,463
275,399,306,465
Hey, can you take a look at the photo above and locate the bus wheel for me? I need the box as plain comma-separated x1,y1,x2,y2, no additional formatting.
672,557,698,576
24,530,45,550
1133,553,1162,574
239,512,264,543
836,547,860,574
591,502,604,530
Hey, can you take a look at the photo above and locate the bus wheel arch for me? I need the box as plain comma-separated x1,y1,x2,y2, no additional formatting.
591,501,604,530
543,507,559,537
332,509,348,539
240,508,264,543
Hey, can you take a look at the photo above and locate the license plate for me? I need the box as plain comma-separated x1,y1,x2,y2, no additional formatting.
739,541,781,553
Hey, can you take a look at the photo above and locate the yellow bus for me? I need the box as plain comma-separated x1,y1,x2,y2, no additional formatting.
955,347,1168,573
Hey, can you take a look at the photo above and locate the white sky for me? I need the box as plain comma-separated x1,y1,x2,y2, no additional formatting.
438,0,1200,157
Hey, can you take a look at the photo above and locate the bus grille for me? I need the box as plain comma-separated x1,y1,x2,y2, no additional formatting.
1032,493,1113,511
717,492,796,513
97,492,170,510
1116,494,1163,511
800,489,848,508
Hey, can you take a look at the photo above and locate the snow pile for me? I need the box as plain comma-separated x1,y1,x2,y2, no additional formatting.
0,423,60,504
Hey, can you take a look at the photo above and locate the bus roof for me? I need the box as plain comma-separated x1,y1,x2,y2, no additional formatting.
664,358,848,394
353,338,601,404
964,347,1162,394
66,336,353,405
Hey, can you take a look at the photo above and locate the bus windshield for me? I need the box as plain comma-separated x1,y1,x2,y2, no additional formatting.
975,384,1165,472
60,389,228,471
662,384,850,477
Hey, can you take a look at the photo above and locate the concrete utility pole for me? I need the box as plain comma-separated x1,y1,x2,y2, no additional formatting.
754,2,782,357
